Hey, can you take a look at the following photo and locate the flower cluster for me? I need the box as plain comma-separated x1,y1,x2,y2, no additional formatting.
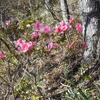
33,21,54,34
55,21,72,33
46,40,58,51
13,38,36,53
0,19,85,58
33,21,58,51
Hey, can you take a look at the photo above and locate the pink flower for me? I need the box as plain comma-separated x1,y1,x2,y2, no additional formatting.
21,43,29,52
13,38,25,47
31,32,41,38
21,41,36,53
83,42,88,48
14,39,36,53
44,26,54,34
55,25,62,33
61,23,71,32
46,40,58,51
0,51,5,58
69,18,74,23
28,41,36,50
53,43,58,48
6,20,10,26
60,21,66,27
25,32,28,35
76,23,83,32
69,45,72,49
33,21,44,31
47,40,53,51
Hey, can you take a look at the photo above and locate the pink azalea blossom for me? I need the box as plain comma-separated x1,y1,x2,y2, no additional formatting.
55,25,62,33
6,20,10,26
0,51,5,58
47,40,53,51
61,23,71,32
13,38,25,47
69,18,74,23
47,40,58,51
76,23,83,32
33,21,44,31
14,39,36,53
69,45,72,49
60,21,66,27
31,32,41,38
83,42,88,48
28,41,36,50
21,43,29,52
53,43,58,48
44,26,54,34
25,32,28,35
55,21,71,33
21,41,36,52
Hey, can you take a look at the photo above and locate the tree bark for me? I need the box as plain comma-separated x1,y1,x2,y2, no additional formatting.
60,0,70,23
80,0,100,64
45,0,51,14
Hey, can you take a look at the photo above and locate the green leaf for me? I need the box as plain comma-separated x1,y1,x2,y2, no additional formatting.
78,88,88,100
82,73,91,81
69,87,76,98
61,77,75,86
63,66,69,72
88,95,92,99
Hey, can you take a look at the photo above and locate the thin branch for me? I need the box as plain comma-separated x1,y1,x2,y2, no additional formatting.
0,75,12,88
43,0,60,22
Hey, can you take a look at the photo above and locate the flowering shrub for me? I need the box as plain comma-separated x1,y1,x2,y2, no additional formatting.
0,19,84,57
0,18,89,100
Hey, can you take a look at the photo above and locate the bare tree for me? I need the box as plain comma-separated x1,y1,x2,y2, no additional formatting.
80,0,100,64
60,0,70,23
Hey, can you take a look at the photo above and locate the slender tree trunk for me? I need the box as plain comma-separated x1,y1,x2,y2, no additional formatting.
45,0,51,14
60,0,70,23
80,0,100,64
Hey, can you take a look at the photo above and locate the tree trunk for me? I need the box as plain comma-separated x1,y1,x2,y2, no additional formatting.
60,0,70,23
45,0,51,14
80,0,100,64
